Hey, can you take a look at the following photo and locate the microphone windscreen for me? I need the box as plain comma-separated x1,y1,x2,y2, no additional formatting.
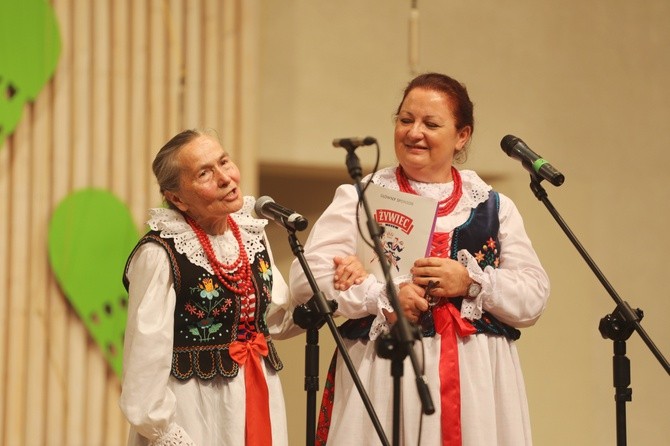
500,134,520,155
254,196,275,217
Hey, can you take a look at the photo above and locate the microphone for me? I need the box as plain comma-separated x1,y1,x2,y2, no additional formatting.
332,136,377,150
500,135,565,186
254,196,308,231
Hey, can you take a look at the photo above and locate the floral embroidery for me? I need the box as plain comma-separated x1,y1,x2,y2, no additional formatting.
185,275,233,342
315,353,338,446
259,257,272,281
198,277,219,299
473,237,499,269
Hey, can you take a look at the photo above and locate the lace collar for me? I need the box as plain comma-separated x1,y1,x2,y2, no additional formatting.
364,166,492,213
147,196,268,274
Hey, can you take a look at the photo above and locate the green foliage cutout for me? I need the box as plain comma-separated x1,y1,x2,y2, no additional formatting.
0,0,61,147
48,189,140,378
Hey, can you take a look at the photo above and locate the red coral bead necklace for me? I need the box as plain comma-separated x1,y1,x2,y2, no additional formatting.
185,214,254,297
396,165,463,217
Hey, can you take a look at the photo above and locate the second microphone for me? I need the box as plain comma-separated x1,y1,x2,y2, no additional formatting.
254,196,309,231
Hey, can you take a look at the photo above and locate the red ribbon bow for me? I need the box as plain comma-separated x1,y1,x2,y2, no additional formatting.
229,334,272,446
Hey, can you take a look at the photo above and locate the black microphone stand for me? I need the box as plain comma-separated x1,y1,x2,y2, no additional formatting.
291,288,327,446
528,174,670,446
342,147,435,446
287,228,390,446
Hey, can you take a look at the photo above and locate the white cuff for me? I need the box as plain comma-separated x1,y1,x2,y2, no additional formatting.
457,250,489,321
149,423,196,446
368,274,412,340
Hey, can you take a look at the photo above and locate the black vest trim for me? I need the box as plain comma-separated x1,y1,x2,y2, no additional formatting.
123,230,284,381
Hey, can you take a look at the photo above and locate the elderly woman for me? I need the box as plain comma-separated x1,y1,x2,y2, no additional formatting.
289,73,551,445
120,129,297,446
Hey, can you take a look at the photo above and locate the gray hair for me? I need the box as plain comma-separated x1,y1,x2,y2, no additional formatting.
152,128,219,209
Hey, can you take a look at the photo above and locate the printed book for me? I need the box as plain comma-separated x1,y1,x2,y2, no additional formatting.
356,182,438,278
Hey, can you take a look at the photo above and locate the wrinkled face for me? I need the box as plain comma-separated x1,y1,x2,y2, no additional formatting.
165,135,243,231
394,87,471,183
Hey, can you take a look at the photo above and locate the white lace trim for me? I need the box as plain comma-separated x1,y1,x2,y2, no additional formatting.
149,423,195,446
365,167,491,213
457,250,486,321
147,196,268,274
368,273,413,341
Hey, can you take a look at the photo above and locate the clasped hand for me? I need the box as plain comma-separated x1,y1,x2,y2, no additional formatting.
333,255,368,291
389,257,471,324
331,255,471,326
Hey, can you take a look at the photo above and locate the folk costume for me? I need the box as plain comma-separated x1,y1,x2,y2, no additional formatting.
120,196,296,446
288,168,550,446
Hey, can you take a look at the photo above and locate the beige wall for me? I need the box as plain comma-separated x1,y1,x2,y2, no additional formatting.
1,1,668,445
259,1,670,445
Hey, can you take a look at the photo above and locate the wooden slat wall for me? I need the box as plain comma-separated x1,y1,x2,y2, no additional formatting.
0,1,257,444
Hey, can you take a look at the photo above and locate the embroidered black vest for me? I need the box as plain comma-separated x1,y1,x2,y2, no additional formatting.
123,231,283,381
340,190,521,341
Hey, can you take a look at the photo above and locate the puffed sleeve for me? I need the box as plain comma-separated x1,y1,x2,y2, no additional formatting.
119,243,194,445
461,193,550,327
263,232,304,339
289,184,387,319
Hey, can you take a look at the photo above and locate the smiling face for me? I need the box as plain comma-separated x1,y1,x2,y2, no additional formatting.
394,87,472,183
164,135,243,234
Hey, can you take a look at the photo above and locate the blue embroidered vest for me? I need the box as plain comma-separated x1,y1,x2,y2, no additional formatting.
123,231,283,381
340,190,521,341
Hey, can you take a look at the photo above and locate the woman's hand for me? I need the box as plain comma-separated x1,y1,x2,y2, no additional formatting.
333,255,369,291
410,257,470,299
384,281,429,325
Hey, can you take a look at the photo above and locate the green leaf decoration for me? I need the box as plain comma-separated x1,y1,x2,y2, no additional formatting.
0,0,62,148
48,189,140,378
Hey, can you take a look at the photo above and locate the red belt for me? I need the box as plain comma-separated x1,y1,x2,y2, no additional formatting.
432,302,476,445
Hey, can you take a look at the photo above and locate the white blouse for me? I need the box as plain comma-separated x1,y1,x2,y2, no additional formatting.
119,197,298,446
288,167,550,446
